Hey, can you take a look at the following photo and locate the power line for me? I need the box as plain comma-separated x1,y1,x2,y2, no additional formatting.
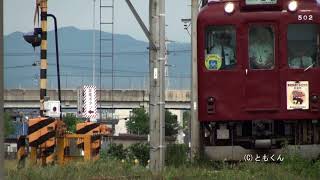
5,63,191,76
4,64,149,74
53,74,190,78
4,65,35,69
4,49,191,57
18,73,191,78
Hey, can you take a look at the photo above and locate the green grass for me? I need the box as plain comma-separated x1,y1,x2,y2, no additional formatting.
5,156,320,180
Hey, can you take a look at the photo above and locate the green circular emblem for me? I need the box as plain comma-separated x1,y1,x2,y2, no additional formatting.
205,54,222,70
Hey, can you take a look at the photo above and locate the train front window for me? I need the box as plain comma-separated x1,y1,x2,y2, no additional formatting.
288,24,319,69
205,26,236,70
249,25,275,70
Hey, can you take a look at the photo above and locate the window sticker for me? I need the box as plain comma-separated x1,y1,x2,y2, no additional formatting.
286,81,309,110
205,54,222,70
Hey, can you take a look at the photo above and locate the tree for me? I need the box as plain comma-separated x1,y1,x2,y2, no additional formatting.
182,110,191,130
63,113,81,133
165,110,180,137
4,112,15,137
182,110,191,143
126,108,149,135
125,108,180,137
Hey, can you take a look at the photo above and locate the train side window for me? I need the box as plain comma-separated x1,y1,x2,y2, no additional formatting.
249,25,275,70
205,26,236,70
287,24,319,69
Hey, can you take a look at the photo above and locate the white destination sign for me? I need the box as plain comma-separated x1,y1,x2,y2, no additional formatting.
246,0,277,5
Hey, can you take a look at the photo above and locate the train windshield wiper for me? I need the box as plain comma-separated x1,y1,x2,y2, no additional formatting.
304,62,315,72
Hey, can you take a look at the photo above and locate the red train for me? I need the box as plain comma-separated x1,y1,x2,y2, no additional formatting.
197,0,320,160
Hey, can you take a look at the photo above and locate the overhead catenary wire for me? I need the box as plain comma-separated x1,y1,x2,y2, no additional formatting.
10,74,191,78
4,64,191,76
4,49,191,57
48,74,191,78
5,64,151,73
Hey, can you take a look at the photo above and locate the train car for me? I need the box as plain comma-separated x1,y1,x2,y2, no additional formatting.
197,0,320,160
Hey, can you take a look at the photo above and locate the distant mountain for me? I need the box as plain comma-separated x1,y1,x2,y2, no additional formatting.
4,26,191,90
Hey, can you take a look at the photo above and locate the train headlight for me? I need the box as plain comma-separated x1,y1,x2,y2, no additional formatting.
224,2,235,14
288,1,298,12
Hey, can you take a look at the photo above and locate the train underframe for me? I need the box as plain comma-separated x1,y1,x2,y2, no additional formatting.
202,120,320,160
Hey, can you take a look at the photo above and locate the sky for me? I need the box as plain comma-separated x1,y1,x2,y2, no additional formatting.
4,0,191,43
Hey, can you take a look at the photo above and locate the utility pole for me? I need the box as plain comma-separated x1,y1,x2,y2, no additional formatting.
124,0,165,172
93,0,96,85
0,0,4,177
149,0,165,173
159,0,166,171
191,0,200,161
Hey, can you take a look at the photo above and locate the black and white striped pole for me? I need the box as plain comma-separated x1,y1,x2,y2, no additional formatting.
24,0,62,119
39,0,48,117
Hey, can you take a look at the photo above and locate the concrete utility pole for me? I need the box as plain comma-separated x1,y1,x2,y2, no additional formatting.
149,0,166,173
124,0,165,172
191,0,200,161
159,0,166,171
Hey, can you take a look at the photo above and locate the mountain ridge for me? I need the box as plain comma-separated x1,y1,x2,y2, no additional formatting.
4,26,191,90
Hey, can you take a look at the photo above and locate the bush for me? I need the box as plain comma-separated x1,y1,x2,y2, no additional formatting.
105,143,127,160
63,113,81,133
103,143,150,166
166,144,188,167
4,112,15,137
127,143,150,166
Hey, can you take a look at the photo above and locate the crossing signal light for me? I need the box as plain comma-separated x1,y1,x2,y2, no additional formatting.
23,28,42,48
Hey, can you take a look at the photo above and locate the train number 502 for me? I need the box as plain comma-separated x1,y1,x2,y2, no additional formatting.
298,15,313,21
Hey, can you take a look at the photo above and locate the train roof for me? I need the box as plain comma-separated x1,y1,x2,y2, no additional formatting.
205,0,317,4
199,0,320,18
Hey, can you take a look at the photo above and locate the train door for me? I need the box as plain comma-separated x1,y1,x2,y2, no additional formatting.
244,23,280,111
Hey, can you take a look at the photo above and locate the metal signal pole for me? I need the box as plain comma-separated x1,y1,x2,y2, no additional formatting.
149,0,165,173
39,0,48,117
191,0,200,161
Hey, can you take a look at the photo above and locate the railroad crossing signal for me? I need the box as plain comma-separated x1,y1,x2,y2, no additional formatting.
44,100,61,118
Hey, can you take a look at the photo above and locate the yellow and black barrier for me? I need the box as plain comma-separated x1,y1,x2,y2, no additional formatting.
91,134,102,159
55,122,112,164
17,135,27,168
76,122,100,135
76,122,101,159
28,117,57,165
56,134,97,164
